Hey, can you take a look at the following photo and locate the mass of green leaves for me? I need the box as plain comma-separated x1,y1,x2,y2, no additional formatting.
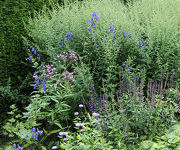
1,0,179,149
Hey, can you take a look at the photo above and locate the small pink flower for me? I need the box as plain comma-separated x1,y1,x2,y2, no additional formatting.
33,74,38,79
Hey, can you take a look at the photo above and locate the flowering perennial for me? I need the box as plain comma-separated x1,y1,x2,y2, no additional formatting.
57,52,78,62
75,123,85,127
74,112,79,116
29,48,40,61
30,127,43,140
92,112,100,117
59,132,68,136
79,104,84,108
10,143,23,150
52,146,58,149
88,11,99,31
33,74,47,92
62,71,75,82
139,41,147,48
43,64,57,79
66,32,73,41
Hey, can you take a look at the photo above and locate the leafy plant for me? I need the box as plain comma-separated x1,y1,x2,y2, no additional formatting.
140,123,180,150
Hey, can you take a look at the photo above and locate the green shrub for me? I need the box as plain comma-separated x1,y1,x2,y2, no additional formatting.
140,123,180,150
0,0,65,139
24,0,180,89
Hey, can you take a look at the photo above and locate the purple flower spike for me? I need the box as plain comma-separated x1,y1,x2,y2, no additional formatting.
121,67,123,72
114,41,117,46
26,132,29,138
171,73,175,79
34,50,37,55
87,26,91,31
35,132,38,140
104,38,107,42
12,144,16,148
128,83,131,90
128,34,131,38
139,41,142,48
123,31,126,38
32,132,35,138
94,25,96,29
61,42,64,47
33,84,37,90
43,81,46,92
143,41,147,45
111,33,115,38
123,109,126,114
94,32,97,37
32,127,36,132
29,56,32,61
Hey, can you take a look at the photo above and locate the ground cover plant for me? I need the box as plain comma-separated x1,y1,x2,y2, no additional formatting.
1,0,180,149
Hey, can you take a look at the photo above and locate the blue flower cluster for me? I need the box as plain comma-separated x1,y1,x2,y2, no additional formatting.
108,24,118,45
29,48,40,61
88,11,98,31
66,32,73,41
108,24,115,35
33,74,47,92
8,143,23,150
26,127,43,140
138,41,147,48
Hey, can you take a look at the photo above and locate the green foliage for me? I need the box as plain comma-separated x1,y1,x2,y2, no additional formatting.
140,123,180,150
2,0,179,149
101,94,179,146
0,0,66,140
24,0,180,87
23,87,71,129
0,77,32,134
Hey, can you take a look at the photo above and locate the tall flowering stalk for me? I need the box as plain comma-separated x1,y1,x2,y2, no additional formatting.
33,74,47,92
66,32,73,41
28,48,40,62
88,11,98,30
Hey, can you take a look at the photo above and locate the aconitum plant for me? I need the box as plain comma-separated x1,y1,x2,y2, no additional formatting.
66,32,73,41
28,48,40,62
8,143,23,150
88,11,99,31
33,74,47,92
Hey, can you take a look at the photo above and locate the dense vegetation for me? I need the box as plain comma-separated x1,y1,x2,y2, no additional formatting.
0,0,64,141
1,0,179,149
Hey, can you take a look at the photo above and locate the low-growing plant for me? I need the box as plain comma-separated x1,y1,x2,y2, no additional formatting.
139,123,180,150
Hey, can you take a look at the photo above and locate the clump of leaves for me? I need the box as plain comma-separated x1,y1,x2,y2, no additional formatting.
140,123,180,150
